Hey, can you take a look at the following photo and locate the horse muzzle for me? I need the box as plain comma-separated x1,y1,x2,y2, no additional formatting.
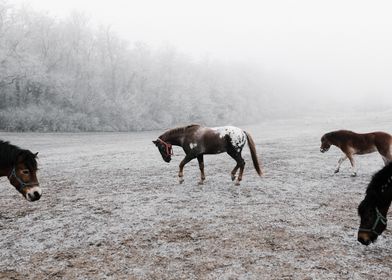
25,186,42,202
357,231,377,246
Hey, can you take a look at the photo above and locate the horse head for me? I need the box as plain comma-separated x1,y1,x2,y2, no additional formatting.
357,196,388,245
8,151,41,202
153,139,173,163
320,134,331,153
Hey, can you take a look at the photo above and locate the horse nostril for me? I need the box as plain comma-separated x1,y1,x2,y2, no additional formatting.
34,191,40,198
358,237,370,246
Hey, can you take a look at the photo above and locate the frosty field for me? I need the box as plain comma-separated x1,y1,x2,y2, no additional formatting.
1,114,392,279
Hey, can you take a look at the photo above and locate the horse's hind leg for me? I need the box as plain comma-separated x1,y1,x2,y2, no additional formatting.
382,156,391,165
236,154,246,186
228,150,245,186
231,163,240,181
379,148,392,166
227,150,241,183
376,140,392,165
197,155,205,185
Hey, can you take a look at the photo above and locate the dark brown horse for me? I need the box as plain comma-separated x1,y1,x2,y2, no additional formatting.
357,162,392,245
153,124,262,185
320,130,392,176
0,140,41,201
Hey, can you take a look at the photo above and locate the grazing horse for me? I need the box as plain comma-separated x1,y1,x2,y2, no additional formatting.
320,130,392,176
0,140,41,201
357,162,392,245
153,124,262,185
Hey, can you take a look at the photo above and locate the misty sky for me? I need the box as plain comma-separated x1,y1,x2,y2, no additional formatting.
13,0,392,104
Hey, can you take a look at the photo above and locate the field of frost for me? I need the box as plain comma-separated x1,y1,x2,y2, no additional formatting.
1,113,392,279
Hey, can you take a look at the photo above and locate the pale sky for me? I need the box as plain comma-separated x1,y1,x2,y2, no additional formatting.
12,0,392,103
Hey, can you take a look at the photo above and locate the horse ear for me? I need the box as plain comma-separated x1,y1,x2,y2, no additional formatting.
152,140,158,145
34,152,39,157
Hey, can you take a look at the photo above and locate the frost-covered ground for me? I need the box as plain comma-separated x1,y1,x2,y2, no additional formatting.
1,113,392,279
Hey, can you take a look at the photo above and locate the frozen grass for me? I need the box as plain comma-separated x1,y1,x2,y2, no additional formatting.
1,112,392,279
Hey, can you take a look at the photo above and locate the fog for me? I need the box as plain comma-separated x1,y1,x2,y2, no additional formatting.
3,0,392,131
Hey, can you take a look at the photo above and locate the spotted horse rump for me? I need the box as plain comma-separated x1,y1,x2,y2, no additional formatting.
212,126,247,152
153,124,263,185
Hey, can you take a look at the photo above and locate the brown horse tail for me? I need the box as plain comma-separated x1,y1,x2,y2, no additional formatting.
245,131,263,176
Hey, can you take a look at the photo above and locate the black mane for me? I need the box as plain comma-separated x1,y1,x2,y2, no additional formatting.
161,124,200,138
0,140,37,170
359,162,392,213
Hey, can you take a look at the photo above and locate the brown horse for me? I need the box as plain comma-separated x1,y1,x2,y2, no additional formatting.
0,140,41,201
153,124,262,185
320,130,392,176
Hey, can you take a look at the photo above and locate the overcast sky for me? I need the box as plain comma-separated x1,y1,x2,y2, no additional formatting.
13,0,392,104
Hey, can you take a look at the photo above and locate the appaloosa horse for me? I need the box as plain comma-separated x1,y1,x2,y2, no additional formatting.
320,130,392,176
357,162,392,245
153,124,262,185
0,140,41,201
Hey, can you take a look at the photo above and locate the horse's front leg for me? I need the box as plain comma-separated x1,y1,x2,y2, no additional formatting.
347,155,357,177
178,155,194,184
197,155,205,185
334,155,347,173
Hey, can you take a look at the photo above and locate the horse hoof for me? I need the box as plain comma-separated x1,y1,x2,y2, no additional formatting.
198,181,204,185
231,176,236,181
179,178,184,184
351,173,357,177
334,169,339,174
235,181,241,186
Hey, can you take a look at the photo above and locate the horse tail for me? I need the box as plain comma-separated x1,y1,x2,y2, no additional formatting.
245,131,263,176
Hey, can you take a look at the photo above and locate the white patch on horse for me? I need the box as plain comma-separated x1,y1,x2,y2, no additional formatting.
212,126,246,152
189,143,197,149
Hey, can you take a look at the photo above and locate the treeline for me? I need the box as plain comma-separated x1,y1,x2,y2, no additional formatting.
0,2,266,132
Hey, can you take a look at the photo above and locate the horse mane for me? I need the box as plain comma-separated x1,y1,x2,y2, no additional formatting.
360,162,392,210
324,130,353,139
0,140,37,170
161,124,201,138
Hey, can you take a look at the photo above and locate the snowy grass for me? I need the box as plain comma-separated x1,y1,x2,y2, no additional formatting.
1,113,392,279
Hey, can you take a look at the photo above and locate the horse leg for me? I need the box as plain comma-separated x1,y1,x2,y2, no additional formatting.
236,154,246,186
178,155,194,184
379,149,392,166
334,155,347,173
228,150,245,186
197,155,205,185
376,141,392,165
381,156,390,165
347,154,357,177
231,164,240,181
227,150,241,182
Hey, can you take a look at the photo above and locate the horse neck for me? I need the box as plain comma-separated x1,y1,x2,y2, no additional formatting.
0,166,11,177
378,199,392,217
369,190,392,217
326,134,338,146
160,131,183,146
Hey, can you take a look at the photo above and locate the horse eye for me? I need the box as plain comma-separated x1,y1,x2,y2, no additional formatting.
22,170,30,175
